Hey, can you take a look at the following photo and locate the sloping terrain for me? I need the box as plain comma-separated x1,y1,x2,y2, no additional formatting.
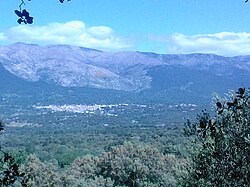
0,43,249,102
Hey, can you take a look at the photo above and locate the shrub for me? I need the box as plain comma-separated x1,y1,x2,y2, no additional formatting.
182,88,250,186
65,142,189,186
22,155,62,187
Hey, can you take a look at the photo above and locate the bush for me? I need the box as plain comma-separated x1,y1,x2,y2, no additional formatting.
97,142,170,186
22,155,62,187
182,88,250,186
0,120,28,187
65,142,189,186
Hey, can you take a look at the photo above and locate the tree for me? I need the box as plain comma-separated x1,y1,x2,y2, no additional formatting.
0,120,28,186
15,0,72,24
182,88,250,186
18,142,188,186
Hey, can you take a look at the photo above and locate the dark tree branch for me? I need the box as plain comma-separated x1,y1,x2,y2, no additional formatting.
19,0,25,11
16,0,71,24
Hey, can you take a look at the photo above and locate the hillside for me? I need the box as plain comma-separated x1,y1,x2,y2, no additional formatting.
0,42,249,103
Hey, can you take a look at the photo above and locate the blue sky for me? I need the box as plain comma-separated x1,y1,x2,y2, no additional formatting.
1,0,250,56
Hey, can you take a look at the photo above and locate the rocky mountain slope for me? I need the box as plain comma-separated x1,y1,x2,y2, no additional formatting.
0,43,249,94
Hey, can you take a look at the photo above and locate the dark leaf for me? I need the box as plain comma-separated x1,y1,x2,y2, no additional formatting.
199,121,206,128
227,102,234,108
236,87,245,95
17,18,23,24
4,170,10,175
208,119,212,127
22,9,30,19
202,131,206,138
20,172,25,177
233,98,238,105
26,17,34,24
218,109,223,114
210,125,215,131
12,163,19,171
14,10,23,17
216,102,222,108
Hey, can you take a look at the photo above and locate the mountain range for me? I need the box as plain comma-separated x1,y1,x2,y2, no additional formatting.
0,42,249,103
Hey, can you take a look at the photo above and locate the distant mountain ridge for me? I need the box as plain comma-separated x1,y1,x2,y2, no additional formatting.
0,43,249,96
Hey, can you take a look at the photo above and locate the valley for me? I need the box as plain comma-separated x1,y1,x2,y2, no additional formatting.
0,43,249,185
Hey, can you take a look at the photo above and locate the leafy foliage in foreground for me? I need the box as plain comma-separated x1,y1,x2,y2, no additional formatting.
0,152,28,186
21,142,189,187
0,121,28,186
183,88,250,186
